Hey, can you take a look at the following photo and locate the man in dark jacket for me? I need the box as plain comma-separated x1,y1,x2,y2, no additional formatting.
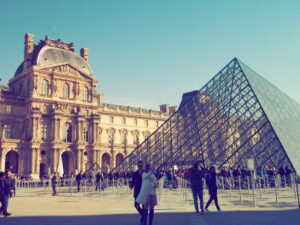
205,166,221,212
130,160,143,224
0,171,12,217
76,171,82,192
51,173,58,196
189,162,205,213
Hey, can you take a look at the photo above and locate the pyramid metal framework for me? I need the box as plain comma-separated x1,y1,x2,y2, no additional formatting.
112,58,300,175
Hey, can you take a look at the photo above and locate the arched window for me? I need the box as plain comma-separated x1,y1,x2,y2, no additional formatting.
121,132,127,145
133,132,139,145
42,79,49,96
41,124,48,140
83,86,89,101
83,127,89,142
3,124,12,139
63,83,70,98
63,122,72,142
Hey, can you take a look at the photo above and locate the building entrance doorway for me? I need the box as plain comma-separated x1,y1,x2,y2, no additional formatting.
39,163,46,178
102,153,110,172
5,150,18,173
61,151,75,176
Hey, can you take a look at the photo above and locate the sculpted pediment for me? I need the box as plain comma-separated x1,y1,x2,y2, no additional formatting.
39,64,94,80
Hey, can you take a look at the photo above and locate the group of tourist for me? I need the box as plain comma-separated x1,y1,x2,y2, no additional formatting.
129,160,222,225
177,164,294,189
189,162,221,213
0,170,15,217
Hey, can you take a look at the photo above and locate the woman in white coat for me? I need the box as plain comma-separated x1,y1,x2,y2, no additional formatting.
136,163,157,225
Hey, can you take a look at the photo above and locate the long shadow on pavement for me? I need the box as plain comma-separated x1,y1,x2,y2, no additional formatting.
0,210,299,225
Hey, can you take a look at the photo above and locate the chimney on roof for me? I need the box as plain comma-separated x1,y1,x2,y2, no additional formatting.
168,106,178,114
160,104,169,113
80,48,89,62
24,33,34,59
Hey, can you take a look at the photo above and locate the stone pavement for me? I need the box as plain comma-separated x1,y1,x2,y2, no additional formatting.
0,185,299,225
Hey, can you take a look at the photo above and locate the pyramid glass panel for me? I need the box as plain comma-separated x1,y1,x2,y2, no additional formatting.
112,58,299,175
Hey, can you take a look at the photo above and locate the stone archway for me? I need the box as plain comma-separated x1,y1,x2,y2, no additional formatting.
115,153,124,166
102,153,110,172
5,150,18,173
61,151,75,176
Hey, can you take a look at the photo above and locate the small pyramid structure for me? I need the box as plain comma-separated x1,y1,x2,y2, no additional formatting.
111,58,299,175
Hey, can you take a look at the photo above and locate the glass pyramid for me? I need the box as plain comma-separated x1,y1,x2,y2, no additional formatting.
112,58,300,175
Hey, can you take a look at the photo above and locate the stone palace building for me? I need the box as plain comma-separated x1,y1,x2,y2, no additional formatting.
0,34,175,179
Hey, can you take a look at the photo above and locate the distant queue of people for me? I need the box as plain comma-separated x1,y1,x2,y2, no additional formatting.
178,164,294,189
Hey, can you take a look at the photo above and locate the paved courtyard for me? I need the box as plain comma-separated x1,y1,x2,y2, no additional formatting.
1,185,300,225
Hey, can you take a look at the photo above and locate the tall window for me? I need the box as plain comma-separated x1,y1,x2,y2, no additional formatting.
83,86,89,101
122,117,126,124
109,116,114,123
42,79,49,96
3,124,11,139
83,127,89,142
5,105,12,114
63,83,70,98
134,118,138,126
41,124,48,140
133,132,139,145
145,120,149,127
156,121,159,127
121,132,127,145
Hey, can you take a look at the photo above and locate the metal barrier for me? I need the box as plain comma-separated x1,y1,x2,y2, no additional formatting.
176,174,300,209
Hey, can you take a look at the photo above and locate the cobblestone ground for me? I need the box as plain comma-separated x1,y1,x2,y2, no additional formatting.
0,184,299,225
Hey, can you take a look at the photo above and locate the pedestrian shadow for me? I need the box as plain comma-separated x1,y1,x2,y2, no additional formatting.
190,209,300,225
0,212,191,225
1,210,300,225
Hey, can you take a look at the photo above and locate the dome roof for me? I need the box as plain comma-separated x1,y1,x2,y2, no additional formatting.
14,37,93,77
36,46,92,75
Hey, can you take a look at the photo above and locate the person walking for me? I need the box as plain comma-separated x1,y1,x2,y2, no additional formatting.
189,162,205,213
136,164,157,225
76,171,82,192
0,171,11,217
51,173,58,196
130,160,144,225
95,171,104,191
10,174,16,197
205,166,221,212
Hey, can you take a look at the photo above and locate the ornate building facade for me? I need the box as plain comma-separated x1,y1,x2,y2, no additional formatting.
0,34,174,178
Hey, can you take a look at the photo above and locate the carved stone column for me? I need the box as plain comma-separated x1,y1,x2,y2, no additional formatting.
110,150,115,169
76,149,81,172
78,120,84,142
31,148,35,174
35,148,39,174
57,119,61,139
52,148,59,172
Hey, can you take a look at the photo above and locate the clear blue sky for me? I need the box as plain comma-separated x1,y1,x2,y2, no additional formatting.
0,0,299,110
